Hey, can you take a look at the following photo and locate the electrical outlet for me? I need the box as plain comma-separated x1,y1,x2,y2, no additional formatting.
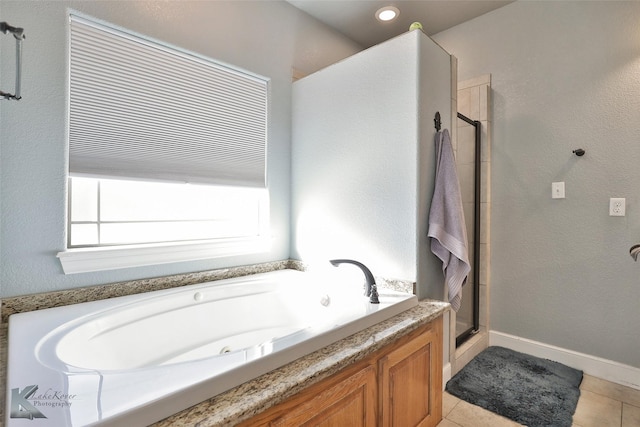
609,198,625,216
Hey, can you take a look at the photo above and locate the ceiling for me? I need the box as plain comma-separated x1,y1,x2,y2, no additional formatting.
288,0,513,48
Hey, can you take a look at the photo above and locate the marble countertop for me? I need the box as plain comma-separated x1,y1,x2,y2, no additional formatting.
152,300,449,427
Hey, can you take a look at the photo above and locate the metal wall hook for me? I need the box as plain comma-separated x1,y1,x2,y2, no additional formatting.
434,111,441,131
572,148,585,157
1,22,25,40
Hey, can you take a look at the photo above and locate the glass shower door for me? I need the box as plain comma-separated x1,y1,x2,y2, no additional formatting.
455,113,481,347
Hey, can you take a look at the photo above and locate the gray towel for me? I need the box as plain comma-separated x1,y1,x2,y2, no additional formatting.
428,129,470,311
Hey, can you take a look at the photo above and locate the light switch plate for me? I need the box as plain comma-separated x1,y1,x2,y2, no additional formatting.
552,182,565,199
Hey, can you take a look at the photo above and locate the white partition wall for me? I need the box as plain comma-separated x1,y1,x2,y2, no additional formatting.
291,30,452,300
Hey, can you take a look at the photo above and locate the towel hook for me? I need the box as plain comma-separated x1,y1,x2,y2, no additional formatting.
434,111,441,132
572,148,585,157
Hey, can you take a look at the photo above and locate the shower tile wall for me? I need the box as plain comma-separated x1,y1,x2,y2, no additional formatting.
451,75,492,375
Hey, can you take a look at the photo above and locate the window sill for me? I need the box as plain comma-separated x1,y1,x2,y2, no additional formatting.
57,237,271,274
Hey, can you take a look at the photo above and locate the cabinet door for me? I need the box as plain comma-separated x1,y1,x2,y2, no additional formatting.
378,317,443,427
269,364,377,427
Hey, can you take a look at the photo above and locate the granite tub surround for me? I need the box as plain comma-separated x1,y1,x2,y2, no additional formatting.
1,259,423,425
376,276,415,294
1,259,414,323
152,300,449,427
0,260,288,423
0,323,6,424
0,260,292,324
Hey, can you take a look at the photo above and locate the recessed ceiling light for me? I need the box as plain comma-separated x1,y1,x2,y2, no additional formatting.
376,6,399,22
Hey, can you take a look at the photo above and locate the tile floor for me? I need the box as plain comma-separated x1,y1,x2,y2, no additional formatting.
438,374,640,427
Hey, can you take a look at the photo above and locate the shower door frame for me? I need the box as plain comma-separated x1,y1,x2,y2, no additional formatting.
455,112,481,348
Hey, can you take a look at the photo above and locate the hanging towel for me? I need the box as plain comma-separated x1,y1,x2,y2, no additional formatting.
428,129,470,311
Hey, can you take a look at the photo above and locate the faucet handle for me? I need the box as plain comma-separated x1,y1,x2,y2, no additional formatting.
369,283,380,304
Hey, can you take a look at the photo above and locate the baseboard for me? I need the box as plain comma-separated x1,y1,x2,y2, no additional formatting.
490,330,640,391
443,362,452,389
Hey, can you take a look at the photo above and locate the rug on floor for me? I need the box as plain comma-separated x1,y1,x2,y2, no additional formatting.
446,346,583,427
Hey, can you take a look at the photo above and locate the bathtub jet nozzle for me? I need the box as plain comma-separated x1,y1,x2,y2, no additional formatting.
329,259,380,304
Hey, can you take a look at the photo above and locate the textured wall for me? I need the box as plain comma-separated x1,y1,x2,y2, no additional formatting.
0,1,361,297
291,31,451,300
434,1,640,368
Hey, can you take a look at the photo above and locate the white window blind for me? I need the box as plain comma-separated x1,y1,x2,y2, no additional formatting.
68,14,268,187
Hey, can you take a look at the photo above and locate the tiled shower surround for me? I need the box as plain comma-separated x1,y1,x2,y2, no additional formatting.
450,75,492,374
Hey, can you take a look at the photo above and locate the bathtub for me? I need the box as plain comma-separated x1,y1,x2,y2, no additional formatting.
5,269,417,426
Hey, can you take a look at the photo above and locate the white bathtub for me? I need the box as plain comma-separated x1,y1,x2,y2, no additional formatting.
5,269,417,426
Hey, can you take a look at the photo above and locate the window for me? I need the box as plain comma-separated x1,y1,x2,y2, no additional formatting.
68,177,268,248
58,13,270,274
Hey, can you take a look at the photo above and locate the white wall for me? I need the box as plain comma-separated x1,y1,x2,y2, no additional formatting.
434,1,640,369
0,1,361,297
291,31,451,299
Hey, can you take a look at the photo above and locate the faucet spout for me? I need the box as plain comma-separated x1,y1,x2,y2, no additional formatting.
329,259,380,304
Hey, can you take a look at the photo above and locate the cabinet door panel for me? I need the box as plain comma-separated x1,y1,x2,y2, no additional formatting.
379,318,443,427
270,364,377,427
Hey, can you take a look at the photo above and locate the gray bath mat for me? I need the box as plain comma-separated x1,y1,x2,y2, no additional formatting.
446,346,583,427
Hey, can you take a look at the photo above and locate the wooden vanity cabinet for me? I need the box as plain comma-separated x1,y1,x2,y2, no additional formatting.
238,360,377,427
378,316,442,427
238,316,442,427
